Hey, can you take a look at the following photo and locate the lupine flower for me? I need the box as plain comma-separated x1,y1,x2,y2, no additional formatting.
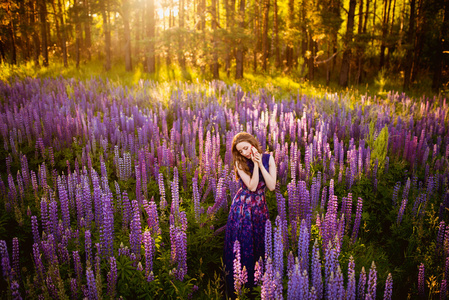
297,219,309,272
107,257,117,298
383,273,393,300
347,256,356,300
31,216,40,245
261,258,274,300
418,263,425,298
73,250,83,285
274,216,284,278
441,279,447,300
367,262,377,299
85,230,93,267
143,231,155,282
357,266,366,300
311,240,323,299
233,240,248,294
265,219,272,261
86,268,98,300
0,240,11,281
351,197,363,243
70,277,78,299
130,200,142,258
254,257,264,286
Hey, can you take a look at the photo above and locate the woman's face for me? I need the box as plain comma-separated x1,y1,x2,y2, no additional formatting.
236,141,253,159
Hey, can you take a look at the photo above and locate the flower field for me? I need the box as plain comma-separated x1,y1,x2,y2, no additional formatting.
0,77,447,299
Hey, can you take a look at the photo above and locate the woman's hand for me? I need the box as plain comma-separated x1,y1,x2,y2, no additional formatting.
251,146,262,166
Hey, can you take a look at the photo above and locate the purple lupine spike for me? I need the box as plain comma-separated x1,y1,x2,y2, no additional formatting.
31,216,40,244
335,265,345,299
445,257,449,283
12,238,20,281
298,219,309,272
143,231,155,282
288,263,300,299
57,176,70,230
175,228,188,281
121,191,131,230
100,191,114,258
144,198,160,237
274,216,284,279
440,279,447,300
392,182,401,206
70,278,78,300
397,196,408,224
86,268,98,300
261,258,274,300
367,261,377,299
233,240,247,294
129,200,142,259
85,230,93,267
49,200,59,240
265,219,272,261
383,273,393,300
346,256,356,300
311,240,323,299
32,243,45,283
287,251,295,276
418,263,425,298
357,267,366,300
107,257,117,298
192,171,201,223
325,244,337,299
73,250,83,285
254,257,264,286
351,197,363,243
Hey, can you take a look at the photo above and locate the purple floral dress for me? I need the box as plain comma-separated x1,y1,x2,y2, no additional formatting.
224,153,271,296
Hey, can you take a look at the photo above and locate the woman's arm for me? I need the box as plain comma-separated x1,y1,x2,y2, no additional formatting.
236,162,260,192
258,154,277,191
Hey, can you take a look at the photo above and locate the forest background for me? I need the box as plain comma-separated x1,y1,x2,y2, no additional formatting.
0,0,448,94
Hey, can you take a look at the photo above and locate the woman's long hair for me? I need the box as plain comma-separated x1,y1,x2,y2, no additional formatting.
231,132,263,180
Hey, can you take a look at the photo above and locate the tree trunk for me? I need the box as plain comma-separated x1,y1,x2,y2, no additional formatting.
146,0,156,73
273,0,280,68
56,0,67,67
379,0,391,69
286,0,295,71
253,0,260,72
7,2,17,65
339,0,357,86
356,0,364,84
211,0,220,78
75,0,82,68
84,0,92,60
432,0,448,91
262,0,270,71
30,0,40,66
403,0,416,90
102,0,112,71
307,33,314,80
411,0,425,82
123,2,133,72
39,0,49,66
235,0,245,79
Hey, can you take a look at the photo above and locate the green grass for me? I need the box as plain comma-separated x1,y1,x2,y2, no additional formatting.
0,56,444,101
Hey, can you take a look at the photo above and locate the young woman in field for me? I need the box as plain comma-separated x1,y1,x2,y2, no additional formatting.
224,132,277,298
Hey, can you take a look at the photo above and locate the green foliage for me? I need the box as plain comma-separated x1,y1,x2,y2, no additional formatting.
370,125,389,173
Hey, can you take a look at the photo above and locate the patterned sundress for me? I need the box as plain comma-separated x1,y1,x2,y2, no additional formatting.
224,153,271,297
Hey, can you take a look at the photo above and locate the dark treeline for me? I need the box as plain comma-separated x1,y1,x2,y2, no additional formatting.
0,0,448,91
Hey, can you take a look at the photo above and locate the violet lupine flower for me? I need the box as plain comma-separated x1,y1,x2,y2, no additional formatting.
287,263,301,299
143,231,155,282
12,238,20,281
446,257,449,284
297,219,309,272
418,263,425,298
254,257,264,286
392,182,401,206
144,198,161,237
175,229,188,281
346,256,356,300
383,273,393,300
31,216,40,245
86,268,98,300
233,240,248,294
75,184,84,228
440,279,447,300
57,176,70,230
73,250,83,285
351,197,363,244
107,257,117,298
261,258,274,300
192,172,201,223
0,240,11,281
287,251,295,276
70,277,78,299
357,266,366,300
325,244,338,299
437,221,446,253
367,262,377,299
311,240,323,299
121,191,131,230
100,192,114,258
265,219,272,261
85,230,93,267
274,216,284,279
335,265,345,299
32,243,45,283
10,280,21,299
130,200,142,259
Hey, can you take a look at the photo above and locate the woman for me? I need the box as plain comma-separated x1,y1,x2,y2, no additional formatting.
224,132,277,298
